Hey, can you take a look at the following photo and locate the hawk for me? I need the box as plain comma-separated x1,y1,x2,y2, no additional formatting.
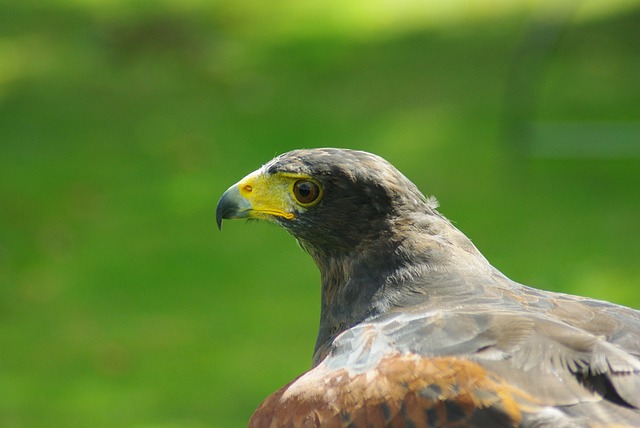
216,148,640,427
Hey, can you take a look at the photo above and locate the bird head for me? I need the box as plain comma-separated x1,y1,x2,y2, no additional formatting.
216,148,430,257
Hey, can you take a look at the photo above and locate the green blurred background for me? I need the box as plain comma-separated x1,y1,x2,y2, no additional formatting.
1,0,639,426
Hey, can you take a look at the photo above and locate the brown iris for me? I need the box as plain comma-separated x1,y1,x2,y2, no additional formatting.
293,180,321,205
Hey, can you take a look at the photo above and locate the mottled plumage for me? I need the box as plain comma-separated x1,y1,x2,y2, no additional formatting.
216,148,640,427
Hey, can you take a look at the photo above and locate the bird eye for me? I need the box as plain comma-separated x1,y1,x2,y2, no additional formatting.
293,180,321,205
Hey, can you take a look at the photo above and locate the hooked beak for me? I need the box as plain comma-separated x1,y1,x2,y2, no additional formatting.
216,171,297,230
216,184,252,230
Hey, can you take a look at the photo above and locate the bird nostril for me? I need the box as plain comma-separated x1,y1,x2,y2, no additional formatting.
243,185,253,193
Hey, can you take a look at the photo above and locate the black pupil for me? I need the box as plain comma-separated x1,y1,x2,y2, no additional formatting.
295,181,318,203
298,183,311,197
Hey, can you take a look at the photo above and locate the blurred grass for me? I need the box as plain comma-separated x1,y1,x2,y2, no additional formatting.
1,1,640,427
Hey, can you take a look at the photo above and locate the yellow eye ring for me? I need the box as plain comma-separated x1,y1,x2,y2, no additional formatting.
292,180,322,206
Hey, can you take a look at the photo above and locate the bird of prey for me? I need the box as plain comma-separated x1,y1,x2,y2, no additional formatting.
216,148,640,427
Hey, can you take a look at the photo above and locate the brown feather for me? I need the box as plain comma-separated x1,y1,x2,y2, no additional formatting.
249,355,534,428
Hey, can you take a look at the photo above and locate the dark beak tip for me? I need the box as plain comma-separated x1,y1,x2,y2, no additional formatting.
215,200,225,231
216,184,249,231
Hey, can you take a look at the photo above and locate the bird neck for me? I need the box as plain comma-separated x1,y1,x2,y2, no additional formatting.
309,214,494,365
311,250,389,365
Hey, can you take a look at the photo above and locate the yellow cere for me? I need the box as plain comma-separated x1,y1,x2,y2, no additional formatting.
235,171,320,221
